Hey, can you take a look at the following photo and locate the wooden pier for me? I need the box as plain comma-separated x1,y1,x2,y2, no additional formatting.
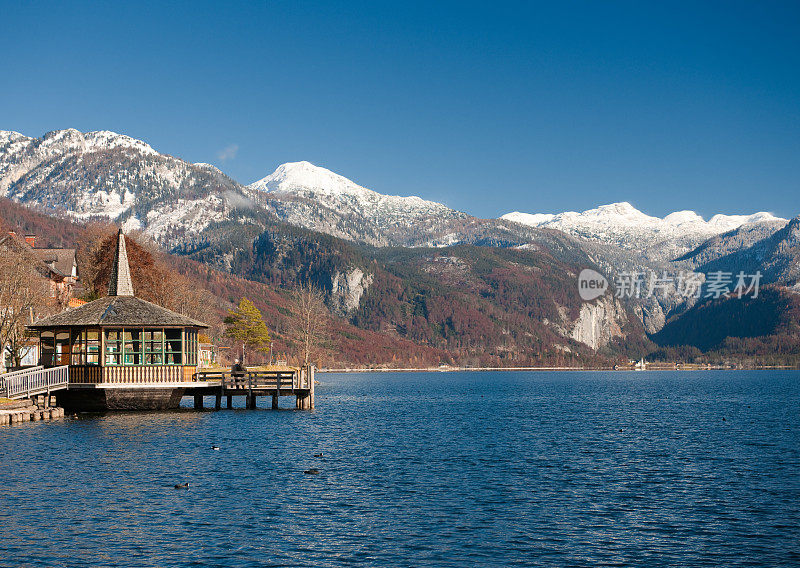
2,364,315,412
191,366,315,410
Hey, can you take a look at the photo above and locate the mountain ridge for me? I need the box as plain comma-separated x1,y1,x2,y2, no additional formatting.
502,202,787,261
2,128,791,258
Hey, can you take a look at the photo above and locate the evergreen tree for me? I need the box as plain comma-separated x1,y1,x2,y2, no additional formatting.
224,298,271,364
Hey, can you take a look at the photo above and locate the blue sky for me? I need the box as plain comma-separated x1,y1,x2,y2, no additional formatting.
2,1,798,219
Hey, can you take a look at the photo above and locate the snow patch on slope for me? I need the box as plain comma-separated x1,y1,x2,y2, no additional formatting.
144,195,226,241
70,187,137,219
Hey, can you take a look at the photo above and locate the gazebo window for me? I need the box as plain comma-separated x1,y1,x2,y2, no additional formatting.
41,331,55,366
55,329,101,366
55,330,70,366
105,329,122,365
145,330,163,364
165,329,182,365
123,330,143,365
87,330,100,364
71,329,85,365
186,330,197,366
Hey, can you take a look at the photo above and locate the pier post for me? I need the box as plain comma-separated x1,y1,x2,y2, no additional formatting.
308,365,315,409
226,395,232,409
194,395,204,410
272,392,279,409
246,393,256,409
215,392,222,410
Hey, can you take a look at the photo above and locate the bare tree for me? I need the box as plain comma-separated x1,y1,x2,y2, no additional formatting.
290,283,329,366
0,247,53,369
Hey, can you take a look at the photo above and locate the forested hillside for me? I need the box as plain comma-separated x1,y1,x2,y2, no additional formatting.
650,287,800,366
3,197,799,368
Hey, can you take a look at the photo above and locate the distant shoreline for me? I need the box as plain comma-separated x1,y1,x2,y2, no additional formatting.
319,365,799,373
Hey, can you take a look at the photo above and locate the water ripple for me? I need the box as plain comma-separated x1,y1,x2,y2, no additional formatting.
1,370,798,567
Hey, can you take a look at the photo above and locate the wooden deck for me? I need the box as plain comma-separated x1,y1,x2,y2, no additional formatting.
191,367,315,409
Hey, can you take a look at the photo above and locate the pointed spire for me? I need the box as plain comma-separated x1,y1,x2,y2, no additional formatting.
108,229,134,297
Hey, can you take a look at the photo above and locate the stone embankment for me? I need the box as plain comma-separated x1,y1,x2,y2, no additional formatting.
0,396,65,425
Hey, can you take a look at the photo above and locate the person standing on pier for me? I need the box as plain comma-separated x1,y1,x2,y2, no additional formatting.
231,359,245,388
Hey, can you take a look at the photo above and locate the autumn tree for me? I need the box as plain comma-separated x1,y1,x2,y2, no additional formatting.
75,221,117,300
85,229,166,301
83,229,219,325
224,298,271,364
290,282,329,366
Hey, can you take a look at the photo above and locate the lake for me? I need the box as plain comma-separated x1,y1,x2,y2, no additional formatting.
1,370,799,567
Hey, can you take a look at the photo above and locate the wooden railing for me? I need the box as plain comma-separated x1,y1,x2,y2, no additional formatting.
0,365,69,399
66,365,197,384
196,370,301,390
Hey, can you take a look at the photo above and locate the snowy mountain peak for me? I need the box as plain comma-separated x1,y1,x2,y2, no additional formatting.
249,160,369,197
572,202,656,223
81,130,158,155
502,203,786,232
503,212,556,226
707,212,783,231
664,210,705,226
3,128,159,158
505,202,657,229
595,201,640,215
246,160,465,244
0,130,26,143
248,160,455,211
194,162,225,175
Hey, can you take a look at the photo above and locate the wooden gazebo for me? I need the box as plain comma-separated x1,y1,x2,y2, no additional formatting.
28,230,208,409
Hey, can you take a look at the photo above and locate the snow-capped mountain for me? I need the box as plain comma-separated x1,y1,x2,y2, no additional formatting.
246,161,468,246
0,129,250,245
0,129,503,249
502,202,788,261
250,161,447,217
1,128,792,266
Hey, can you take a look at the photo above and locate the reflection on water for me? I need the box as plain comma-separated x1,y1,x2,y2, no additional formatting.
1,371,799,567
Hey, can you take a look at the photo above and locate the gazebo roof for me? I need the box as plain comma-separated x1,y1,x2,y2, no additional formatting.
29,295,208,328
29,229,208,329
